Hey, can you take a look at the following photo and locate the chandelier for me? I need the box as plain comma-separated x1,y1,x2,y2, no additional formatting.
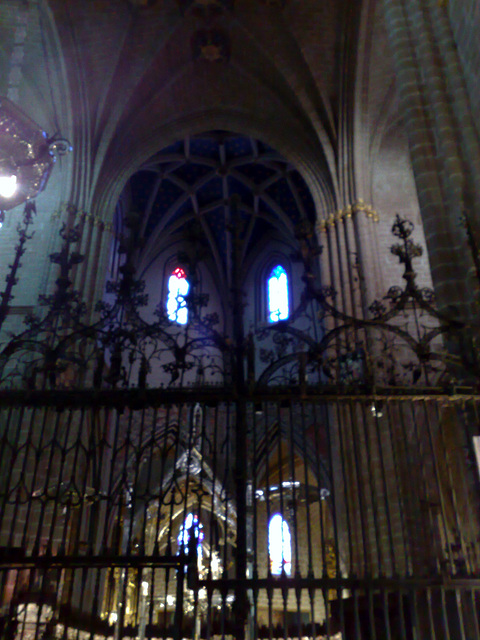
0,97,70,215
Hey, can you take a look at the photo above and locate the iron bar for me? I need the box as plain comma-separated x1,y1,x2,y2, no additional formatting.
0,554,186,570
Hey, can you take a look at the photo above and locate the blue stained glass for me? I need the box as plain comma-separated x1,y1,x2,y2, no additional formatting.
167,267,189,324
268,265,289,322
268,514,292,575
177,513,204,561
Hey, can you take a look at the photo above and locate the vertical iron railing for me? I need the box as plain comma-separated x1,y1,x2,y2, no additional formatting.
1,390,480,639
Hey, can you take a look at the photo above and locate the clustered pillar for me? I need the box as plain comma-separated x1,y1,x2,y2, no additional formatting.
382,0,480,325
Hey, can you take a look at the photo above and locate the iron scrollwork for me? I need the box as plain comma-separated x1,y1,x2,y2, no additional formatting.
256,214,478,389
0,204,478,391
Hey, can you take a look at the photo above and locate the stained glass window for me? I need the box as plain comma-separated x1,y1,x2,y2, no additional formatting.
268,265,289,322
167,267,189,325
268,514,292,575
177,513,204,562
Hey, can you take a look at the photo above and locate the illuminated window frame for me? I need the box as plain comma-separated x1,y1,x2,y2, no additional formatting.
268,513,292,576
177,512,204,558
267,264,289,323
167,267,189,325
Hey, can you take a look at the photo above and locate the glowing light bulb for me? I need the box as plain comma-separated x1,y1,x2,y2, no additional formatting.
0,174,17,199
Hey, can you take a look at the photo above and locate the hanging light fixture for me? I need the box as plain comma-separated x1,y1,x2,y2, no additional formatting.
0,167,17,199
0,96,70,214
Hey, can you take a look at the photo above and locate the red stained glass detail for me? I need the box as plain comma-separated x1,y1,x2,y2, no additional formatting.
173,267,187,279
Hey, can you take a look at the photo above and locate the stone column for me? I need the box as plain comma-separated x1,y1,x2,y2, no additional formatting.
317,203,380,318
382,0,480,322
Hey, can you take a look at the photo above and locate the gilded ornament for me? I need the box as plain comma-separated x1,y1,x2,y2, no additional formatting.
192,29,230,62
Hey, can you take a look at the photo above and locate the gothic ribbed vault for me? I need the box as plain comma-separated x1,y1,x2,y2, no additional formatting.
119,132,315,283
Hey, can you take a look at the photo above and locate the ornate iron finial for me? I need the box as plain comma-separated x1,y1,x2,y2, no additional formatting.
0,201,36,331
390,215,423,288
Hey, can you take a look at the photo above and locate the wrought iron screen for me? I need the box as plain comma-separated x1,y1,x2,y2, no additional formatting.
1,391,480,640
1,202,480,639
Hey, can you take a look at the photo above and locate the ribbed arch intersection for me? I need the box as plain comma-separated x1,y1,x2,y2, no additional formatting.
119,131,316,281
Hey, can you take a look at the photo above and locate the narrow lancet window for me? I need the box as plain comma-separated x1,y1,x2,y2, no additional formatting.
167,267,189,324
268,265,289,322
268,514,292,575
177,513,204,562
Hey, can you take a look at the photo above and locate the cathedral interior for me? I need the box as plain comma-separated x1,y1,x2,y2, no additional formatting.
1,0,480,639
